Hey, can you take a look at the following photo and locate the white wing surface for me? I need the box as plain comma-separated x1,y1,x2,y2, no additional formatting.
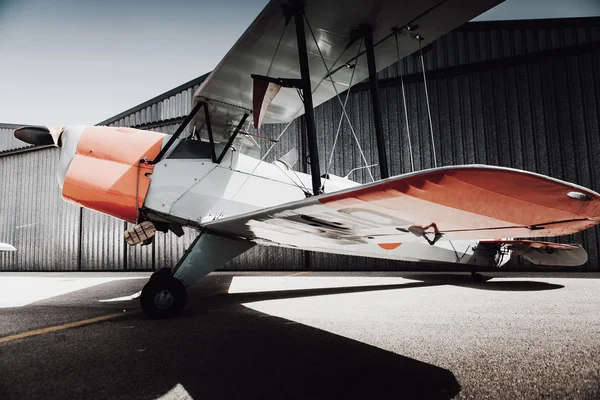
190,0,503,145
203,166,600,259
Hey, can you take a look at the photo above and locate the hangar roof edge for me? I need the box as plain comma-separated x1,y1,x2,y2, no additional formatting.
96,73,210,126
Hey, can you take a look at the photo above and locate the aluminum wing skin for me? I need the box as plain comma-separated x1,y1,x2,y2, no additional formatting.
203,166,600,258
191,0,503,147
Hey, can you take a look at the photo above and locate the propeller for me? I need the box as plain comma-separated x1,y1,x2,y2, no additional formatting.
14,126,64,146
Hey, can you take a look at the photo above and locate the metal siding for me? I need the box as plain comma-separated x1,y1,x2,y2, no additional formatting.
80,208,125,270
153,227,197,271
224,246,305,271
125,221,154,270
0,126,32,153
378,23,600,81
0,149,80,270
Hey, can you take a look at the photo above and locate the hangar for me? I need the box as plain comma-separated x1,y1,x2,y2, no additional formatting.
1,16,599,271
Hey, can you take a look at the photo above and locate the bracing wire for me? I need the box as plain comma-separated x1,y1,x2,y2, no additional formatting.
394,33,415,173
418,38,438,168
295,46,348,117
326,38,363,179
448,240,468,262
214,120,296,219
267,23,288,77
273,161,311,196
305,16,375,182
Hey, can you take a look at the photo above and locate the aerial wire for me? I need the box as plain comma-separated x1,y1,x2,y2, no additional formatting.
394,32,415,173
214,119,296,219
273,161,311,196
325,38,363,182
418,36,438,168
267,23,288,76
305,16,375,182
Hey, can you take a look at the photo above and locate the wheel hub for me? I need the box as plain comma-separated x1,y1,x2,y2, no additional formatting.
154,289,174,310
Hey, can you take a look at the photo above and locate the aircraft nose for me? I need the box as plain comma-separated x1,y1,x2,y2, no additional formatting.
14,125,65,147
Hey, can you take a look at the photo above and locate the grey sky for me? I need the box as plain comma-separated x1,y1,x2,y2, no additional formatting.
0,0,269,125
0,0,598,126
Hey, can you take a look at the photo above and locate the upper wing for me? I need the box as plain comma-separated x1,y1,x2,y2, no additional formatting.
204,165,600,256
190,0,503,144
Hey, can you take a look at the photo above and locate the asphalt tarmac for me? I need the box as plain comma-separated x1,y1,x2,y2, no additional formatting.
0,271,599,399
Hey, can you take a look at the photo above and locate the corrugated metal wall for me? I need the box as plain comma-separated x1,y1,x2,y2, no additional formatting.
1,18,599,271
0,124,33,153
0,149,80,270
378,18,600,79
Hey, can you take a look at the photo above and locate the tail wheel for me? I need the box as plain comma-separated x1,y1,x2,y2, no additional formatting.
140,272,187,319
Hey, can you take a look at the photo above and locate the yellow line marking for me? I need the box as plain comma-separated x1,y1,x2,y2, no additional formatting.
288,271,309,276
0,312,130,344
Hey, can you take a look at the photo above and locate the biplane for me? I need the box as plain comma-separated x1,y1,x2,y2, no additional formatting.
14,0,600,318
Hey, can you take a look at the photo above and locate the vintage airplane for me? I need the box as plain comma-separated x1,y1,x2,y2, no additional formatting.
13,0,600,318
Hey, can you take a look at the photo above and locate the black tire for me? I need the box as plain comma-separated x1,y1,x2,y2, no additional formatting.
149,267,173,282
140,275,187,319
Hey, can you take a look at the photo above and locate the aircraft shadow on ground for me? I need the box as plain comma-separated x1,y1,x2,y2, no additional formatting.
400,274,565,291
205,275,564,306
124,274,561,398
0,277,461,399
141,305,460,399
0,274,564,399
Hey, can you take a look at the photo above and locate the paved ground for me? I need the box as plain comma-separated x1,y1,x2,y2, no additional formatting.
0,271,599,399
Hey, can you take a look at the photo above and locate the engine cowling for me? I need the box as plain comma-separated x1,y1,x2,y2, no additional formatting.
61,126,165,223
15,125,166,223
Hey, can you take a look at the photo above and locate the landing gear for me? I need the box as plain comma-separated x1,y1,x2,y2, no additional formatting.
140,268,187,318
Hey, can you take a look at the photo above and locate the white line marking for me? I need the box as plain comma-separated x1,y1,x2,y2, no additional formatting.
98,291,141,302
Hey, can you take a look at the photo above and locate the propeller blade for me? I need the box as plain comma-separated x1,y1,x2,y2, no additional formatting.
14,126,55,146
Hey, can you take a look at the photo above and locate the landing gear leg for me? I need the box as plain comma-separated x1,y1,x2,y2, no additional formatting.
140,268,187,318
138,233,254,319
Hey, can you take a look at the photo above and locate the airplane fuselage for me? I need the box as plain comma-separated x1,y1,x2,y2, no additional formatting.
47,125,508,268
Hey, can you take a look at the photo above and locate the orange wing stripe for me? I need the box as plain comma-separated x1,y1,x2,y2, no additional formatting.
318,167,600,238
378,243,402,250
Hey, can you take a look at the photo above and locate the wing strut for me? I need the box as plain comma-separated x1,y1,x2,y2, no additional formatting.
360,24,389,179
150,101,206,165
286,0,322,196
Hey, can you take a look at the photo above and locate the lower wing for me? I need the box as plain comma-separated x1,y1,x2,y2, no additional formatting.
204,165,600,262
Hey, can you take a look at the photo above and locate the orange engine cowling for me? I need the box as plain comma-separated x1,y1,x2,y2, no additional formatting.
62,126,165,223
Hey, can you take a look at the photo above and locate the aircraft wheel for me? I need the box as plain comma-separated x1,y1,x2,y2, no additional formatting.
140,273,187,319
149,267,173,282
